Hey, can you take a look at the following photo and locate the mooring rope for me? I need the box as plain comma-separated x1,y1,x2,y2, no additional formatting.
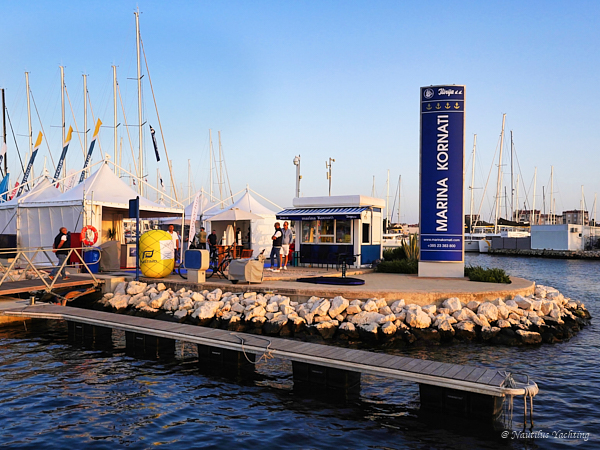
230,333,274,364
500,370,538,428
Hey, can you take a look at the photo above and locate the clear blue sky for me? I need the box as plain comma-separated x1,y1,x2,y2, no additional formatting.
1,0,598,223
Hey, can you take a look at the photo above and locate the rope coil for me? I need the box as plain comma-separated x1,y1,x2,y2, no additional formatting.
230,333,274,364
500,370,538,428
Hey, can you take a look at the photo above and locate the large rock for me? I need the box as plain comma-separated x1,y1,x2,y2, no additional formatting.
390,300,405,313
338,322,359,339
126,281,147,295
245,306,266,321
454,321,477,340
473,314,490,328
315,321,338,339
264,315,288,335
349,311,385,326
328,296,349,317
516,330,542,344
358,322,379,341
421,304,436,315
405,309,432,329
192,301,221,322
453,308,476,322
346,304,361,315
311,299,331,316
513,295,532,310
380,321,397,335
109,294,130,310
466,300,481,312
481,326,501,341
362,299,378,312
477,302,499,322
114,282,127,295
442,297,462,313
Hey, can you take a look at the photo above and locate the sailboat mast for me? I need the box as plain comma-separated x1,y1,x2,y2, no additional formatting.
2,88,6,175
135,10,144,196
532,167,537,226
209,129,213,201
515,174,519,221
398,175,401,224
494,114,506,234
510,131,514,220
469,134,477,232
60,66,65,181
386,169,390,230
218,130,224,203
26,72,33,175
113,65,118,176
550,165,554,224
83,74,87,179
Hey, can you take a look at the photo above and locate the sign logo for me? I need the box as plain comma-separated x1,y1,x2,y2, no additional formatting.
142,250,154,259
424,88,434,99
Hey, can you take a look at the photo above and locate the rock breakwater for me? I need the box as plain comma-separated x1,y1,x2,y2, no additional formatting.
95,281,591,347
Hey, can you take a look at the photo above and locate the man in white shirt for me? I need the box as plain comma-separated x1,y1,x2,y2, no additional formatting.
167,224,180,268
281,221,293,270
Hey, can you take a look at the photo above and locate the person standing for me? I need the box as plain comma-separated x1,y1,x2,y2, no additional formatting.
50,227,71,280
269,222,283,272
281,221,293,270
197,227,207,249
167,224,180,268
208,229,218,260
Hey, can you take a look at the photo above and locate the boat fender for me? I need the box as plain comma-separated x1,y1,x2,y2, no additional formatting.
81,225,98,246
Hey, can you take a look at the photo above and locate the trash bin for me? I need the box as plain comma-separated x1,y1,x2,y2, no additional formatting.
83,248,101,274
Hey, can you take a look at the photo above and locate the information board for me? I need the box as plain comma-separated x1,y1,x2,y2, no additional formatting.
419,85,465,262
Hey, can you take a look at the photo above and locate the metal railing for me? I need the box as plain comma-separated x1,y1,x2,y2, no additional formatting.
0,246,100,293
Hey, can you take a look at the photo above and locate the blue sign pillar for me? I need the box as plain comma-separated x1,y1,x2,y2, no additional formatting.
419,85,465,277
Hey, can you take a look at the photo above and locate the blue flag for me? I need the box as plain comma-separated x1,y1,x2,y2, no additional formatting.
150,125,160,162
0,173,9,202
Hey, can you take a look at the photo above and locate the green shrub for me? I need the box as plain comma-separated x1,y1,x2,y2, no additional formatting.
375,259,418,274
464,265,511,284
402,234,419,261
383,246,406,261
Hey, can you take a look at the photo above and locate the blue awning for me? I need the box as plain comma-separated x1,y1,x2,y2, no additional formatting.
276,206,376,220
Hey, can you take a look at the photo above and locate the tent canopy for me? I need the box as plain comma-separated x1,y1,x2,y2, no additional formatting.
24,162,183,214
215,190,278,216
0,177,62,209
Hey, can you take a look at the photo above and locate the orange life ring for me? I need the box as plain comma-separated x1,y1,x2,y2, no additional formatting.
81,225,98,246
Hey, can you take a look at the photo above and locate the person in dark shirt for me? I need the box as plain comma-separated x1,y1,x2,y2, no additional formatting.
208,230,218,259
269,222,283,272
50,227,71,280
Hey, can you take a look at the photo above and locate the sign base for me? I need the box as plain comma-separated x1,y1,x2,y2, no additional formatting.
418,261,465,278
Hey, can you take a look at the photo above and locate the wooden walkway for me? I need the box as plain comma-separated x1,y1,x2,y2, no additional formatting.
0,275,101,296
2,304,530,398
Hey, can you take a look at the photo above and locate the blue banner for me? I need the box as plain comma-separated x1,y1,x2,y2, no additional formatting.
419,85,465,262
79,140,96,184
0,173,9,202
17,149,38,197
54,143,69,182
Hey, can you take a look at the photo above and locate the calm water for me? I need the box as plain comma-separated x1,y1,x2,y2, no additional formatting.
0,254,598,449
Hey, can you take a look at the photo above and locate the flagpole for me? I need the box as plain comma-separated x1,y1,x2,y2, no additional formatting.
1,88,6,176
135,9,144,197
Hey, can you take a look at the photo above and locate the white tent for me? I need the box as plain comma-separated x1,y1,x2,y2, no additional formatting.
160,191,219,225
0,177,62,236
19,161,183,252
206,189,279,256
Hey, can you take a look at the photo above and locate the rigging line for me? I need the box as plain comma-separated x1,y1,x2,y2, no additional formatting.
5,106,26,174
117,83,139,179
29,90,57,172
218,135,234,203
64,84,86,158
511,141,530,211
475,134,500,225
140,37,178,201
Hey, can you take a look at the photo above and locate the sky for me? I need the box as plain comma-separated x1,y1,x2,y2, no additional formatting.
0,0,598,224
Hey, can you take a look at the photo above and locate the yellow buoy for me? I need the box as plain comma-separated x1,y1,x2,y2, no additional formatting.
140,230,175,278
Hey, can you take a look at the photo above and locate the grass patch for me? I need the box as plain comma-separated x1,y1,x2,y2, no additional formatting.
464,265,511,284
375,259,418,274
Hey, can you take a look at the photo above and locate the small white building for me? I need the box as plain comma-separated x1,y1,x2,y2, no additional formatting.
277,195,385,268
531,224,584,250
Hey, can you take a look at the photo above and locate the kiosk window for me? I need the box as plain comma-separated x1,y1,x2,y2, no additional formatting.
336,220,352,243
302,221,317,243
319,219,334,243
362,223,370,243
